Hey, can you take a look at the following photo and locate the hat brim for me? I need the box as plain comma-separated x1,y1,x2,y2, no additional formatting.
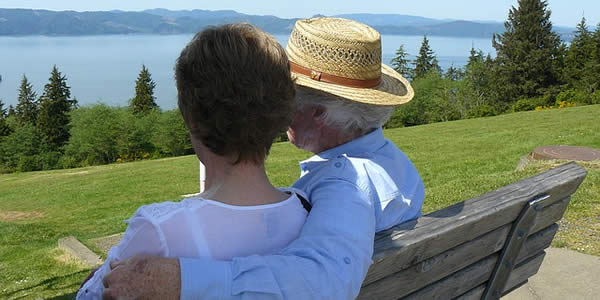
291,64,414,106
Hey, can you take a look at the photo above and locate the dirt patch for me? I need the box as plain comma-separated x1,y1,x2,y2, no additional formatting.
0,211,44,221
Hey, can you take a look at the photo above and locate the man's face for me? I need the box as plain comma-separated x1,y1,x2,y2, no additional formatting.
287,106,318,153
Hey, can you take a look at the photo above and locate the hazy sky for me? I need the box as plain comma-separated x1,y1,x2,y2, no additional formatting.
2,0,598,27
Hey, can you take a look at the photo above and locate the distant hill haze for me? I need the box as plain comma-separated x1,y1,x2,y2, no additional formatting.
0,8,575,39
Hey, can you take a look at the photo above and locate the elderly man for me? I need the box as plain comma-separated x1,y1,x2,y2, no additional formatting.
102,17,424,299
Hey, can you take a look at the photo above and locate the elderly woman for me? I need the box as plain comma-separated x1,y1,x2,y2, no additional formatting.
77,23,308,299
102,17,424,300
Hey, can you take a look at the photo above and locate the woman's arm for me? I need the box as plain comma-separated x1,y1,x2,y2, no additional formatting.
77,213,166,299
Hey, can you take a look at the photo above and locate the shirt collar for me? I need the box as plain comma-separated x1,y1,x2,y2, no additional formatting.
299,127,387,168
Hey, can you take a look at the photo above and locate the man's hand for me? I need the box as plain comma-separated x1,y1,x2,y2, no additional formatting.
102,255,181,300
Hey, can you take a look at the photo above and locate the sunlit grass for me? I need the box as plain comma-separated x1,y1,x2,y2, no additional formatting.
1,105,598,299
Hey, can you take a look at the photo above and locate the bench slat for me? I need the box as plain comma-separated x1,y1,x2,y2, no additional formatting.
404,253,498,299
358,224,558,299
363,163,586,286
530,196,569,234
455,252,546,300
403,251,546,300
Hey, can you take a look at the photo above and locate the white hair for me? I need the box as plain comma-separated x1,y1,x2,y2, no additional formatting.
296,87,395,137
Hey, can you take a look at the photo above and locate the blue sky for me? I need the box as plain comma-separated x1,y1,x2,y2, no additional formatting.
2,0,599,27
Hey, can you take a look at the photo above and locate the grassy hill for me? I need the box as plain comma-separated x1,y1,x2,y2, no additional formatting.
1,105,598,299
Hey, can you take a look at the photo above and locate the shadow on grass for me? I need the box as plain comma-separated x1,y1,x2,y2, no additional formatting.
2,270,88,300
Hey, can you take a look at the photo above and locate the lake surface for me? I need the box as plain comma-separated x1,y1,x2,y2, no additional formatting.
0,34,495,109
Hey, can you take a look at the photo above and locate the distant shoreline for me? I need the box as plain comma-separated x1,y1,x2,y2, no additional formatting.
0,8,576,40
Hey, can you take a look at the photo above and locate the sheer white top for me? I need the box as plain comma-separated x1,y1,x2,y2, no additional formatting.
77,187,308,299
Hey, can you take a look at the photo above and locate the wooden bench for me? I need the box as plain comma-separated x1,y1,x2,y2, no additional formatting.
358,162,587,300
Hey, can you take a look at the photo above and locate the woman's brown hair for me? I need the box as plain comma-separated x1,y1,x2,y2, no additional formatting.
175,23,296,164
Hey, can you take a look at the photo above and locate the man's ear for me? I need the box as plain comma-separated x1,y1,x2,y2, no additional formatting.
311,105,327,127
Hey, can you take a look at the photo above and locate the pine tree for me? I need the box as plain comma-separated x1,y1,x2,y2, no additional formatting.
0,99,11,137
445,64,463,81
413,36,441,79
15,75,38,126
563,17,594,90
391,45,413,80
0,76,9,137
37,65,75,152
492,0,564,104
130,65,158,114
580,23,600,93
467,47,484,68
7,105,16,118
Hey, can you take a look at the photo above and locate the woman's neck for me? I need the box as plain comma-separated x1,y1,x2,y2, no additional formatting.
199,156,288,207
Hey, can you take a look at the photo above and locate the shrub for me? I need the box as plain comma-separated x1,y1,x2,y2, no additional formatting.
0,124,41,169
117,108,158,158
273,131,289,143
556,88,600,105
65,104,123,165
467,104,498,118
152,109,193,156
511,96,551,112
39,151,62,170
58,155,79,169
17,155,41,172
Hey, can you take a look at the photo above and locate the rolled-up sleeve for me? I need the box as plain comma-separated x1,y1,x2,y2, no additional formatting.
179,178,375,300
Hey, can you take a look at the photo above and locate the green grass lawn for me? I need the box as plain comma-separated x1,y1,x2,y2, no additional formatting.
1,105,599,299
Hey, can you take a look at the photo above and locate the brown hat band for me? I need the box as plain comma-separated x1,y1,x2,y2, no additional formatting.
290,61,381,88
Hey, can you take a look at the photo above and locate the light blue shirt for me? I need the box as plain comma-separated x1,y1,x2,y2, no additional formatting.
180,128,425,299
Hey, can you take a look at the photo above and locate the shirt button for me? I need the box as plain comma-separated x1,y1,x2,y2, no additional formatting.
334,162,342,168
344,257,351,264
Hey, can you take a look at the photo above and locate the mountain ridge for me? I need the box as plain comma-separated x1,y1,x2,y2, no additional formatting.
0,8,576,39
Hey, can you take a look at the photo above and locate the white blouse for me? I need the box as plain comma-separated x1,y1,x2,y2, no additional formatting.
77,188,308,299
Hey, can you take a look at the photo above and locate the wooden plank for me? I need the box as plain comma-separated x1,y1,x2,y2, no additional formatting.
455,252,546,300
358,224,558,299
504,252,546,294
358,225,510,299
515,224,557,263
402,254,498,300
455,284,485,300
364,163,585,285
530,197,570,234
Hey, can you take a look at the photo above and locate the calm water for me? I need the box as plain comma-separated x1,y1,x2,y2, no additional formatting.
0,34,495,109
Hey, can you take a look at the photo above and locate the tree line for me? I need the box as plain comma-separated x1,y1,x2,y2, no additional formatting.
0,65,193,173
1,0,598,173
384,0,600,128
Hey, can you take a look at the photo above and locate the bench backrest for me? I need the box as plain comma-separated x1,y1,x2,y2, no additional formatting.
358,162,587,300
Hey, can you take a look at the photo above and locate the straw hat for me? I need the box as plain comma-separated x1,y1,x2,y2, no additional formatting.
286,17,414,106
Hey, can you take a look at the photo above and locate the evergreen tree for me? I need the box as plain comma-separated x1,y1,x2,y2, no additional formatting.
492,0,564,105
0,99,11,137
445,64,463,81
413,36,441,79
580,23,600,93
563,17,594,90
467,47,484,68
391,44,413,80
37,65,75,152
130,65,158,114
15,75,38,126
7,105,16,118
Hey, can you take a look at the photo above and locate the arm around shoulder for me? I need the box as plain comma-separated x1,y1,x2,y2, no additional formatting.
179,178,376,299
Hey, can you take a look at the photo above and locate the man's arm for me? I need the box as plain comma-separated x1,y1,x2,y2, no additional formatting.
103,179,375,299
